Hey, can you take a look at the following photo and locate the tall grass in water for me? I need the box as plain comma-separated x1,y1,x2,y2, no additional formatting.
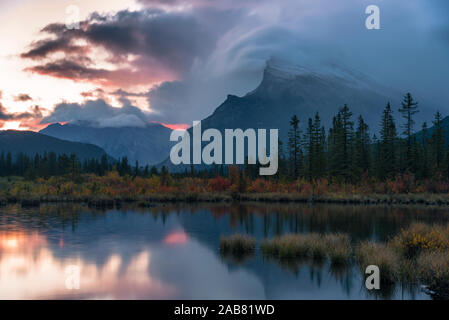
219,234,256,256
392,223,449,258
325,233,352,265
261,233,352,263
355,242,400,284
418,252,449,299
260,234,310,259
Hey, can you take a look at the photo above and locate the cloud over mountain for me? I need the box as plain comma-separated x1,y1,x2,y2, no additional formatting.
18,0,449,127
41,99,151,128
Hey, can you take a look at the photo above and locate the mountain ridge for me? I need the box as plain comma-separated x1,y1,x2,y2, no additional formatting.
0,130,112,160
40,122,174,165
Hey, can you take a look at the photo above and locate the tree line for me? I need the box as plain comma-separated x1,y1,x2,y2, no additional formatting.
0,151,170,180
1,92,447,185
278,93,447,183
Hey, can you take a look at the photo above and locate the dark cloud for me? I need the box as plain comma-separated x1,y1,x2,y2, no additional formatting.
41,99,151,128
21,37,87,60
21,8,239,87
0,103,42,121
20,0,449,126
13,94,33,102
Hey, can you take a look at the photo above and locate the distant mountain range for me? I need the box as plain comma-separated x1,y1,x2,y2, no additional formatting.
40,122,173,166
0,130,110,160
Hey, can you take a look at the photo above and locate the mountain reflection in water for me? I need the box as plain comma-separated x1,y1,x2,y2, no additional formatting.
1,203,448,300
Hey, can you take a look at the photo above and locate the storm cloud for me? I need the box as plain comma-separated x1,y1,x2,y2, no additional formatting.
22,8,241,88
20,0,449,126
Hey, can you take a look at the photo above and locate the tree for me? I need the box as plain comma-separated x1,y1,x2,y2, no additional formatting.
398,93,419,170
303,113,326,181
288,115,302,179
354,115,371,176
430,111,445,173
419,122,430,179
379,103,398,180
328,105,354,182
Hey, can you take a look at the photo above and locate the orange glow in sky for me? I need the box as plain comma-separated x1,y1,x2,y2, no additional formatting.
0,0,157,131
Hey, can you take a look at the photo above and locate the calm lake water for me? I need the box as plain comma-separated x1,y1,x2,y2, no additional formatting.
1,203,449,300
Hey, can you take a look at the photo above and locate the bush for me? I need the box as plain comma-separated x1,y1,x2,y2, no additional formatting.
392,223,449,258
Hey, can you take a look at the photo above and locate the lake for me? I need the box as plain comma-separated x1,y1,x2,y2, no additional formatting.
1,202,449,300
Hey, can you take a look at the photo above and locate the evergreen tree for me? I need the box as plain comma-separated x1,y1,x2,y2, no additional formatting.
288,115,302,179
419,122,430,179
379,103,398,180
398,93,419,170
430,111,446,173
354,115,371,176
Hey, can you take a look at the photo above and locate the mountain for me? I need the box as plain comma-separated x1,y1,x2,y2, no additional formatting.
200,59,403,143
160,59,406,171
40,122,173,166
0,130,111,160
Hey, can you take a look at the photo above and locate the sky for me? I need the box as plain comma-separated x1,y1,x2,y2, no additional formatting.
0,0,448,131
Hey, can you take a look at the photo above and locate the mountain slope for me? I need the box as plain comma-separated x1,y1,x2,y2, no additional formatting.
40,122,173,165
0,130,111,160
160,59,404,171
200,59,402,143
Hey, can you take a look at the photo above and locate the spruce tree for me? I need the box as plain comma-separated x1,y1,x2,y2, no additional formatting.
355,115,371,176
288,115,302,179
379,102,398,180
398,93,419,170
430,111,445,173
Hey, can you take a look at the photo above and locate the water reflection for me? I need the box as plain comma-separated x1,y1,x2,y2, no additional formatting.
1,203,447,299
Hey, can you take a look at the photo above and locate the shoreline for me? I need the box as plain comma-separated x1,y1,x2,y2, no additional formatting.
2,192,449,208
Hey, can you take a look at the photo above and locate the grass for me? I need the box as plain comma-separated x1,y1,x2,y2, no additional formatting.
355,242,400,284
417,252,449,299
391,223,449,258
219,234,256,256
260,233,351,263
260,234,310,259
325,233,352,265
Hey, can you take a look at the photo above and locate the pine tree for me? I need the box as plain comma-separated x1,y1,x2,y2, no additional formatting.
304,117,314,181
354,115,371,176
379,103,398,180
328,105,354,182
398,93,419,171
419,122,430,179
430,111,446,173
288,115,302,179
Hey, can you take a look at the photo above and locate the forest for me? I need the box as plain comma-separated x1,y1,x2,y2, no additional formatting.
2,93,449,200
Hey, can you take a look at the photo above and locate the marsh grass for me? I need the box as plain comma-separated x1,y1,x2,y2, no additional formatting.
355,242,400,284
261,232,352,264
392,223,449,258
260,234,310,259
325,233,352,265
219,234,256,257
222,224,449,299
417,252,449,299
